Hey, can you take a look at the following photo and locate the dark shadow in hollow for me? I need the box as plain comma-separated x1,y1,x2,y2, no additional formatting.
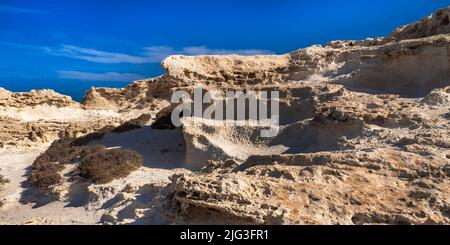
86,126,186,170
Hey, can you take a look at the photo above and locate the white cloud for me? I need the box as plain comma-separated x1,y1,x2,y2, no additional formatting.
179,46,274,56
49,45,149,64
58,71,145,82
0,5,47,14
47,45,273,64
143,46,274,60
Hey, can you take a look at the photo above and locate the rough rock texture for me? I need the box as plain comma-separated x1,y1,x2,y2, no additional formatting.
81,81,170,112
148,7,450,224
387,7,450,42
0,88,77,108
0,106,123,149
0,88,153,149
1,6,450,224
165,86,450,224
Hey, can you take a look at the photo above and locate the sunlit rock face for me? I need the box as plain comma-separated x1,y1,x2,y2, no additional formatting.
0,7,449,225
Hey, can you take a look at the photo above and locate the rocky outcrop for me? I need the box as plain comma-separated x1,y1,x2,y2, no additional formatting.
167,148,450,224
0,88,77,108
387,7,450,42
81,79,171,112
0,88,123,149
152,7,450,224
165,85,450,224
1,6,449,225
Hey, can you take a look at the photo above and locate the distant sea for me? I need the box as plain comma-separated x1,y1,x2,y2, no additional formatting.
0,78,149,102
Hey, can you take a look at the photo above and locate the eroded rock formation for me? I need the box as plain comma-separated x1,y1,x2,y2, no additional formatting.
0,6,449,224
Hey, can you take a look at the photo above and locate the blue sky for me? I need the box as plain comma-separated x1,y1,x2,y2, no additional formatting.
1,0,449,101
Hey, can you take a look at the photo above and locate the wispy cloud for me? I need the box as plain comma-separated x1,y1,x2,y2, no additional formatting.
46,45,274,64
48,45,149,64
177,46,274,56
0,5,47,14
57,71,145,82
143,46,274,61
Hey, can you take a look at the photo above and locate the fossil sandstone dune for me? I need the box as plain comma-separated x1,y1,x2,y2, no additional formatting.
0,7,449,224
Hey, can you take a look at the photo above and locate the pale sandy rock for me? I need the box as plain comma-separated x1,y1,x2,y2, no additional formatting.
1,6,450,225
167,148,449,224
388,7,450,42
420,87,450,105
0,88,77,108
82,87,116,110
